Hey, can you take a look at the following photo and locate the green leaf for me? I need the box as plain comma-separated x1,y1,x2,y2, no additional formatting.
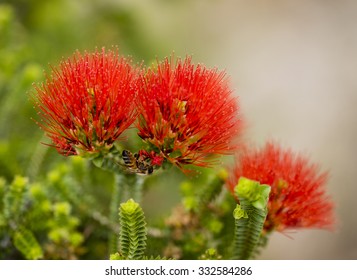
110,252,125,260
233,205,249,219
199,248,222,260
234,177,270,210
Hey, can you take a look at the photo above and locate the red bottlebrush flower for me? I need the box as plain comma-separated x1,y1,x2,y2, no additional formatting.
138,150,164,167
32,48,137,156
227,142,334,232
136,56,243,169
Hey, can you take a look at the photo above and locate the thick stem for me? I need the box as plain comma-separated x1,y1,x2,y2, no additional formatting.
108,173,124,255
128,175,144,204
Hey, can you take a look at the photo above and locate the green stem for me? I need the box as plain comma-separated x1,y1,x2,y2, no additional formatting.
129,175,144,204
108,173,124,255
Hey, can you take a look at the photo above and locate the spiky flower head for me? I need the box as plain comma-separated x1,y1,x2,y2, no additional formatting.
227,142,334,232
33,48,137,156
136,56,243,169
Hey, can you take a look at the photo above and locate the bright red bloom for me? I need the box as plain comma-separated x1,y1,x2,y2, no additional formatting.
33,48,137,156
138,150,164,166
227,142,334,232
136,56,243,169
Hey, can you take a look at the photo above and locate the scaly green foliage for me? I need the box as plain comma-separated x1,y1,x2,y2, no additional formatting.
13,228,43,260
232,177,271,260
3,176,28,222
119,199,147,260
0,159,107,259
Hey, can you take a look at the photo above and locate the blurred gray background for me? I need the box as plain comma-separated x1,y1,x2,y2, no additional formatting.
128,0,356,259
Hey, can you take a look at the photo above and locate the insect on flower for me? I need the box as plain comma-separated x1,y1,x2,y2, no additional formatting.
121,150,154,175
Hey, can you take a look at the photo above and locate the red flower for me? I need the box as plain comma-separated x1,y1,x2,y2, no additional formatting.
138,150,164,166
136,56,243,169
33,48,137,156
227,142,334,232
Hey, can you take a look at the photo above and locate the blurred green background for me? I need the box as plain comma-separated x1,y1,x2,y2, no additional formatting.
0,0,356,259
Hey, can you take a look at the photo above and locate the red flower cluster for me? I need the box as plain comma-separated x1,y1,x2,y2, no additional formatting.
33,50,242,170
227,142,334,232
136,56,243,169
33,48,137,156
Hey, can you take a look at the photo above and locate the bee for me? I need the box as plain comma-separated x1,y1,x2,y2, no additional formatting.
121,150,154,175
